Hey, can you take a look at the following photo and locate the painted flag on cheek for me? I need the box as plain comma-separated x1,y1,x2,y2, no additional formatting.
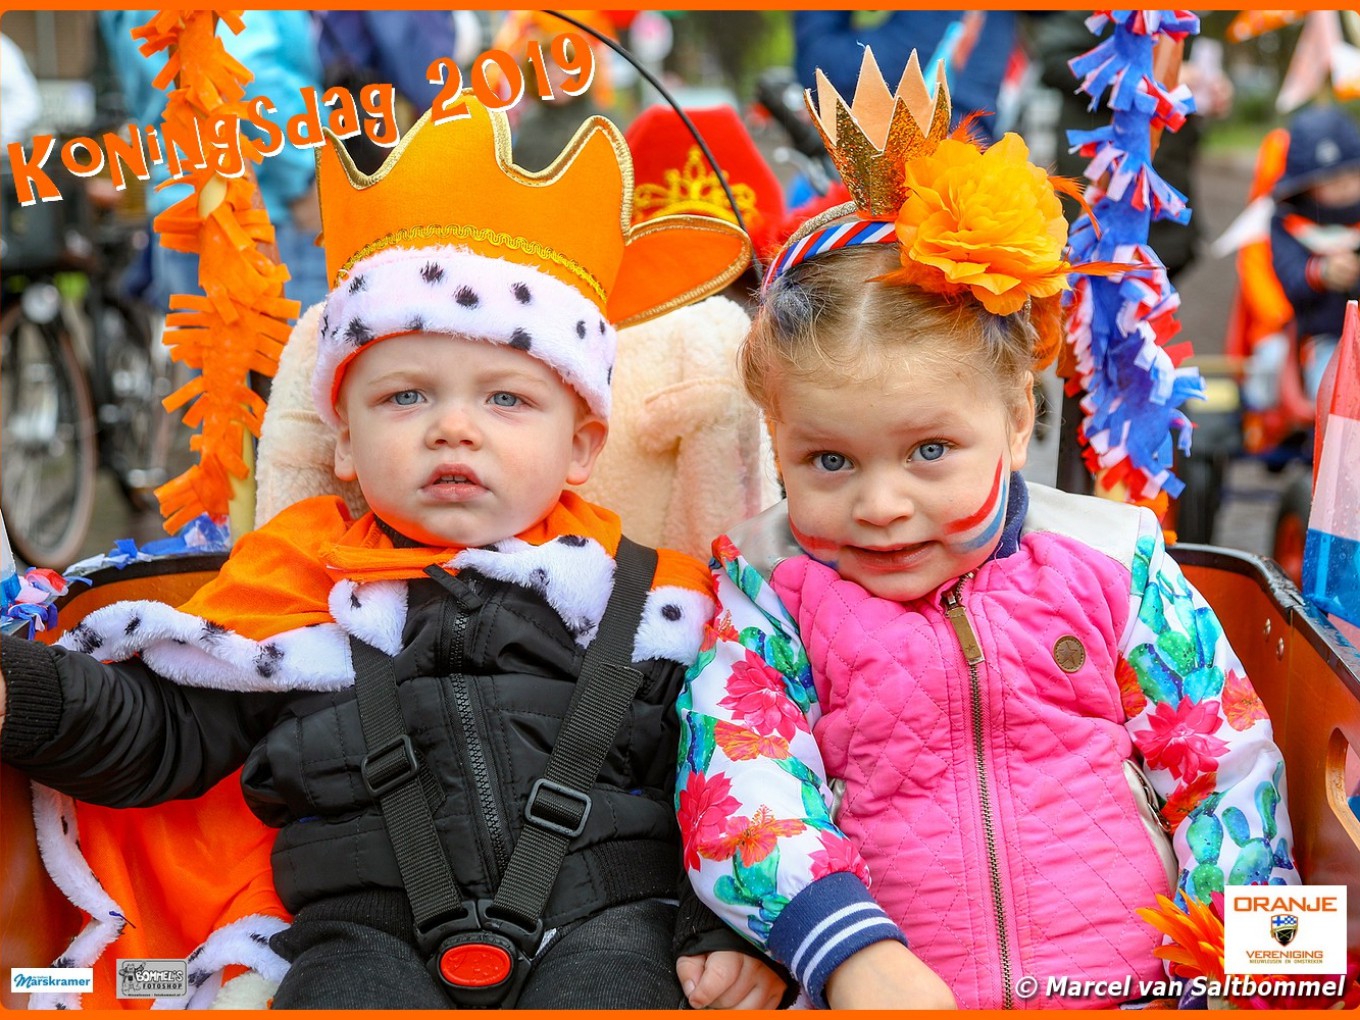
1303,300,1360,639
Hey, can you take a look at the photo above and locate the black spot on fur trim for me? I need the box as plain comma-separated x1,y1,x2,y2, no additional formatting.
530,567,549,590
607,366,613,385
255,644,284,678
54,956,72,969
513,282,532,304
69,623,101,655
249,932,272,945
576,320,587,339
345,318,374,345
421,262,445,284
319,312,329,337
125,615,141,635
348,274,367,294
61,816,69,835
456,286,479,308
405,315,425,333
661,604,683,621
188,970,210,988
556,534,588,547
509,328,532,351
186,946,205,963
201,620,227,644
350,590,362,610
598,319,607,335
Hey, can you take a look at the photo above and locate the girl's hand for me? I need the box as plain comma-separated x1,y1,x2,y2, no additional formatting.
677,950,786,1009
825,940,957,1010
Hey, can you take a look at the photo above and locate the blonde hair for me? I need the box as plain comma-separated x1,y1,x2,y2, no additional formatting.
742,244,1037,414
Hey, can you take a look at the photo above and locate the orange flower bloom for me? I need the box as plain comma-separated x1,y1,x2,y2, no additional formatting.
1162,769,1218,829
1223,668,1268,732
890,134,1074,316
1136,893,1225,983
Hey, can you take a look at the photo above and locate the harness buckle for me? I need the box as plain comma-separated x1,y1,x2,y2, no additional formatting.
420,899,542,1008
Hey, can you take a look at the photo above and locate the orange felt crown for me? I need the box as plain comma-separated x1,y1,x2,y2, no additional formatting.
316,91,751,328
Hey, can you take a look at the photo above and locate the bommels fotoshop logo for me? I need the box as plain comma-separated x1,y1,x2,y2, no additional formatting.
116,959,188,999
1224,885,1347,975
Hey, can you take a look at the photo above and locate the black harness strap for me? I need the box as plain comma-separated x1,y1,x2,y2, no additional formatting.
490,536,657,928
348,536,658,1003
352,637,465,936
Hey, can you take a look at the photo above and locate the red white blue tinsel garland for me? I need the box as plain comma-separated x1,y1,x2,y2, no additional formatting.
1064,10,1205,502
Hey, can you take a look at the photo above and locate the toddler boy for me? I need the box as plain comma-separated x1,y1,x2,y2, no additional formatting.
0,94,783,1010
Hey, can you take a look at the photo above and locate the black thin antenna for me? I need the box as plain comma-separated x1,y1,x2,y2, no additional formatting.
542,9,764,279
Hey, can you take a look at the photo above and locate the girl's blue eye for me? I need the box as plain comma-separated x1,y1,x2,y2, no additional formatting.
816,452,849,472
490,392,521,407
917,442,947,462
391,390,421,406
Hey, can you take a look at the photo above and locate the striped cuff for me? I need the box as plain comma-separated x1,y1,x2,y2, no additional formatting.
766,872,907,1008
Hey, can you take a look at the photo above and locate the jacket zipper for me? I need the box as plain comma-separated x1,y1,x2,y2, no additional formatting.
942,574,1014,1009
446,598,513,875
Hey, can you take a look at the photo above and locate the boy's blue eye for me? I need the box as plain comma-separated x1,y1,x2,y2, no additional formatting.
916,442,947,462
391,390,421,406
490,392,521,407
816,452,849,472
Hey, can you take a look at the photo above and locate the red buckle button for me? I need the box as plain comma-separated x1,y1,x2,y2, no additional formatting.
438,944,513,988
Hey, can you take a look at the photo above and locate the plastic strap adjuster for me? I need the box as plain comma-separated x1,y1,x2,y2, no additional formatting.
524,778,591,838
362,734,419,798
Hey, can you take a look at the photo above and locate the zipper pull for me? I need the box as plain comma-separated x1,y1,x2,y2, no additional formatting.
941,576,984,665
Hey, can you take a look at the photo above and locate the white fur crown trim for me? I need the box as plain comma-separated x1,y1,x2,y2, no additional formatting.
315,246,617,427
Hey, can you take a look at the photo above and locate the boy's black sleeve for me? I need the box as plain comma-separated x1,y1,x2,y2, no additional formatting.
1,634,287,807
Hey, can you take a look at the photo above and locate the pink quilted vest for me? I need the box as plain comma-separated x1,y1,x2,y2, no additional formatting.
769,529,1170,1010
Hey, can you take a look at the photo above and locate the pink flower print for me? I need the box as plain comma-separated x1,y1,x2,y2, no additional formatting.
1139,699,1229,782
1222,669,1268,732
719,649,803,740
713,535,741,565
678,771,740,872
703,805,806,867
809,830,866,882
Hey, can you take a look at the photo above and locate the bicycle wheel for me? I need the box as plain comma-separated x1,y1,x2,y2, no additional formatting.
1,297,98,568
92,301,187,511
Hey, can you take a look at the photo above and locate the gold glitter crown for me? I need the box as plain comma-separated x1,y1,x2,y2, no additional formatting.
807,47,952,218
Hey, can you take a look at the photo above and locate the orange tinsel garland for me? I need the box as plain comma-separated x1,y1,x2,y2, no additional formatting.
135,10,300,533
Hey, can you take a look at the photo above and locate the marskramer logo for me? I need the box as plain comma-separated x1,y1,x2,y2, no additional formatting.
116,959,187,999
1271,913,1299,946
10,968,95,993
1225,885,1346,975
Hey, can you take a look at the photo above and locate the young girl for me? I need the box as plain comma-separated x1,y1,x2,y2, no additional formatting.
675,52,1298,1011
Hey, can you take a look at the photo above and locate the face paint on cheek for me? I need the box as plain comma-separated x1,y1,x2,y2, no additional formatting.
788,520,840,569
944,460,1008,554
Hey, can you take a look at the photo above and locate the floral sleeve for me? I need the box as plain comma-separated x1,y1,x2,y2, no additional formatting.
1119,516,1299,903
675,536,906,1005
